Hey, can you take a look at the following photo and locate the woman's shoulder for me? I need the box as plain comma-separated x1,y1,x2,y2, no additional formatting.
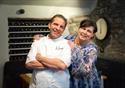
86,42,97,49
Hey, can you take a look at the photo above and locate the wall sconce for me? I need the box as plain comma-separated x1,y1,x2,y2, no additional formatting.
16,9,25,15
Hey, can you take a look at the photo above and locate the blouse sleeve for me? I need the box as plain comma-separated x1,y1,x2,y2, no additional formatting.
84,44,98,64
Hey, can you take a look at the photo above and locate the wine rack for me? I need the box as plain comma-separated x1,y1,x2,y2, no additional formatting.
8,18,50,62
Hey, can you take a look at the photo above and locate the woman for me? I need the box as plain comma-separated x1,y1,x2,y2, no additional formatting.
66,19,101,88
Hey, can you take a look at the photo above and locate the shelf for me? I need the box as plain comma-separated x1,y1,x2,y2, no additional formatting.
9,37,33,39
9,53,28,56
9,42,32,44
9,31,49,33
9,48,30,50
9,25,48,27
8,18,50,61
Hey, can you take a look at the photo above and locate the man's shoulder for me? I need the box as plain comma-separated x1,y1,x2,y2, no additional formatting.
59,38,71,48
33,36,47,43
60,38,68,42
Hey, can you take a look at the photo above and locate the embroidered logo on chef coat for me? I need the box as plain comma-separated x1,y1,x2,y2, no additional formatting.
56,46,64,50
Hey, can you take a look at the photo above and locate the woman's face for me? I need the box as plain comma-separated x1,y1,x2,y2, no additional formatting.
48,17,66,39
77,26,94,42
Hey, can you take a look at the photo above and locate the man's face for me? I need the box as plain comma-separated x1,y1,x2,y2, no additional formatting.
48,17,66,39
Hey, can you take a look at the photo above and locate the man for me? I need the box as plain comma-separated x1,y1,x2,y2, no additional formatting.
25,14,71,88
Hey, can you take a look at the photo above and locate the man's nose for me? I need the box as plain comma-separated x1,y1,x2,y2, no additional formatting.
56,25,61,30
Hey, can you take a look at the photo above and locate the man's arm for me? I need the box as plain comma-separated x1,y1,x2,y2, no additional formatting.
25,60,45,70
25,39,46,70
36,53,67,70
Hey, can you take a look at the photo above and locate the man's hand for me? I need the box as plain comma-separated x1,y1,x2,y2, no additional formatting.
36,53,42,62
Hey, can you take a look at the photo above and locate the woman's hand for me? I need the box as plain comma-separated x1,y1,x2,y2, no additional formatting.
68,40,75,49
33,34,44,41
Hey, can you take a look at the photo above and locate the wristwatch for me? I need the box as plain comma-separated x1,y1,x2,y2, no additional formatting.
95,18,108,40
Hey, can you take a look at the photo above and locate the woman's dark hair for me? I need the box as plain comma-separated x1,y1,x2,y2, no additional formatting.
49,14,67,28
79,19,97,33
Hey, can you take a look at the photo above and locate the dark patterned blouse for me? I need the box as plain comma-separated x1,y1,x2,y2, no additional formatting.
65,34,101,88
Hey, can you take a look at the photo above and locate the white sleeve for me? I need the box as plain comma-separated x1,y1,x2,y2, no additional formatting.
25,41,39,64
59,41,71,67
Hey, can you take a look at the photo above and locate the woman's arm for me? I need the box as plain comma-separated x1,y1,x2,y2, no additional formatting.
83,47,98,73
33,34,44,41
68,40,75,49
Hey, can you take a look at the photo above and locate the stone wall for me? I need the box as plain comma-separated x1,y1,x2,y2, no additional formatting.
90,0,125,62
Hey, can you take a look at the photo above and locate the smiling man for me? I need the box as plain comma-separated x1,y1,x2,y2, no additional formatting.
25,14,71,88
